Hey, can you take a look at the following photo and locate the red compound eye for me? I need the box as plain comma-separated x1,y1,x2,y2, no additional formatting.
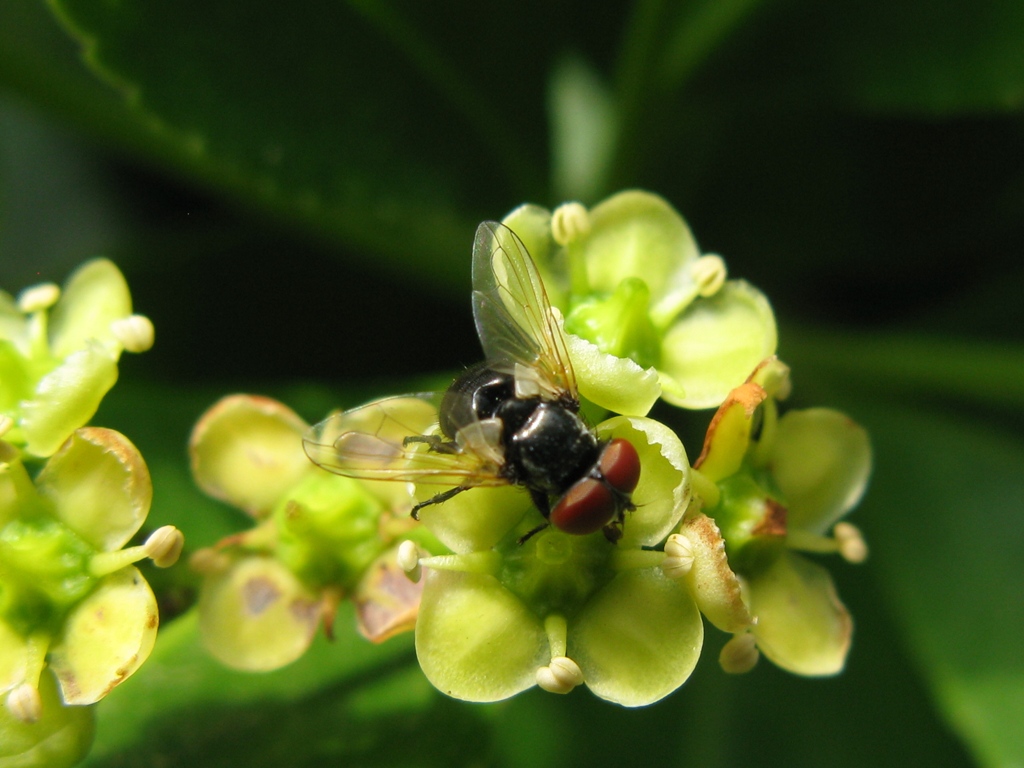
550,478,615,536
548,439,641,536
599,438,641,494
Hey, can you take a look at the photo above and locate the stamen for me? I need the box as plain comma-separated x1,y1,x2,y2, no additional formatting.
536,614,583,694
6,632,51,721
111,314,155,353
610,548,667,571
397,539,424,582
0,415,13,438
417,551,500,575
551,202,591,246
719,632,759,674
145,525,185,567
17,283,60,313
90,525,184,576
536,656,584,694
5,683,42,724
660,533,694,579
834,522,868,563
690,254,727,297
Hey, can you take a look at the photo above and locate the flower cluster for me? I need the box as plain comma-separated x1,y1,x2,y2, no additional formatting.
189,190,870,708
1,260,181,765
188,395,442,671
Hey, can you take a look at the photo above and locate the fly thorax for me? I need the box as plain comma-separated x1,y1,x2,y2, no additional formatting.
505,403,600,496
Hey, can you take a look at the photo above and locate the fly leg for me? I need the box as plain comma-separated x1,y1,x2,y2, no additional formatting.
410,485,470,520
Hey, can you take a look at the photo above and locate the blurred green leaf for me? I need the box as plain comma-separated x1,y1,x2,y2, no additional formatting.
41,0,551,287
783,328,1024,412
82,610,492,768
821,0,1024,114
848,400,1024,767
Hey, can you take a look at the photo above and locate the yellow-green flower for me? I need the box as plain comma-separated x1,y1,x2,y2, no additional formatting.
400,405,752,706
0,259,153,458
693,358,871,675
502,190,777,412
0,429,181,723
189,395,438,671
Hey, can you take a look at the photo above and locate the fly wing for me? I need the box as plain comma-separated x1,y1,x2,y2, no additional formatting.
303,394,508,487
471,221,577,400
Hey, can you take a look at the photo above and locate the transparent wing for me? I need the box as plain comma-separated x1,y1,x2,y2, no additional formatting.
472,221,577,399
303,394,508,487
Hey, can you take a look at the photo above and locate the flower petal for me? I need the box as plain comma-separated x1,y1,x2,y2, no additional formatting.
770,408,872,534
19,344,119,458
570,567,703,706
679,513,754,633
35,427,151,552
190,395,312,517
659,280,777,409
746,551,852,676
48,259,132,359
566,332,661,416
415,569,547,702
198,556,322,671
48,566,158,704
583,191,699,299
597,416,690,548
416,485,531,554
353,547,424,643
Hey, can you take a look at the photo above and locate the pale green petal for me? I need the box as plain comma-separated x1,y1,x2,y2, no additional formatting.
583,191,699,297
19,344,119,458
770,408,872,534
49,566,158,705
35,428,151,552
48,259,131,359
415,570,546,702
417,485,531,554
746,552,852,676
597,416,689,548
660,280,777,409
566,332,661,416
190,395,312,517
0,619,28,693
0,669,95,768
502,204,555,262
570,567,702,706
198,556,322,672
679,513,754,633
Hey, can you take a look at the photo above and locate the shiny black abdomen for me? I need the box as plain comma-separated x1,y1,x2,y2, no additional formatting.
439,363,516,438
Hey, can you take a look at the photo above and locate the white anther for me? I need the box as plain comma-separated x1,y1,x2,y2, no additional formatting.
536,655,584,694
834,522,868,564
188,547,232,575
397,539,423,582
690,254,727,297
719,633,759,674
661,533,694,579
145,525,185,568
0,415,13,438
551,202,591,246
5,683,42,723
17,283,60,313
111,314,155,352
